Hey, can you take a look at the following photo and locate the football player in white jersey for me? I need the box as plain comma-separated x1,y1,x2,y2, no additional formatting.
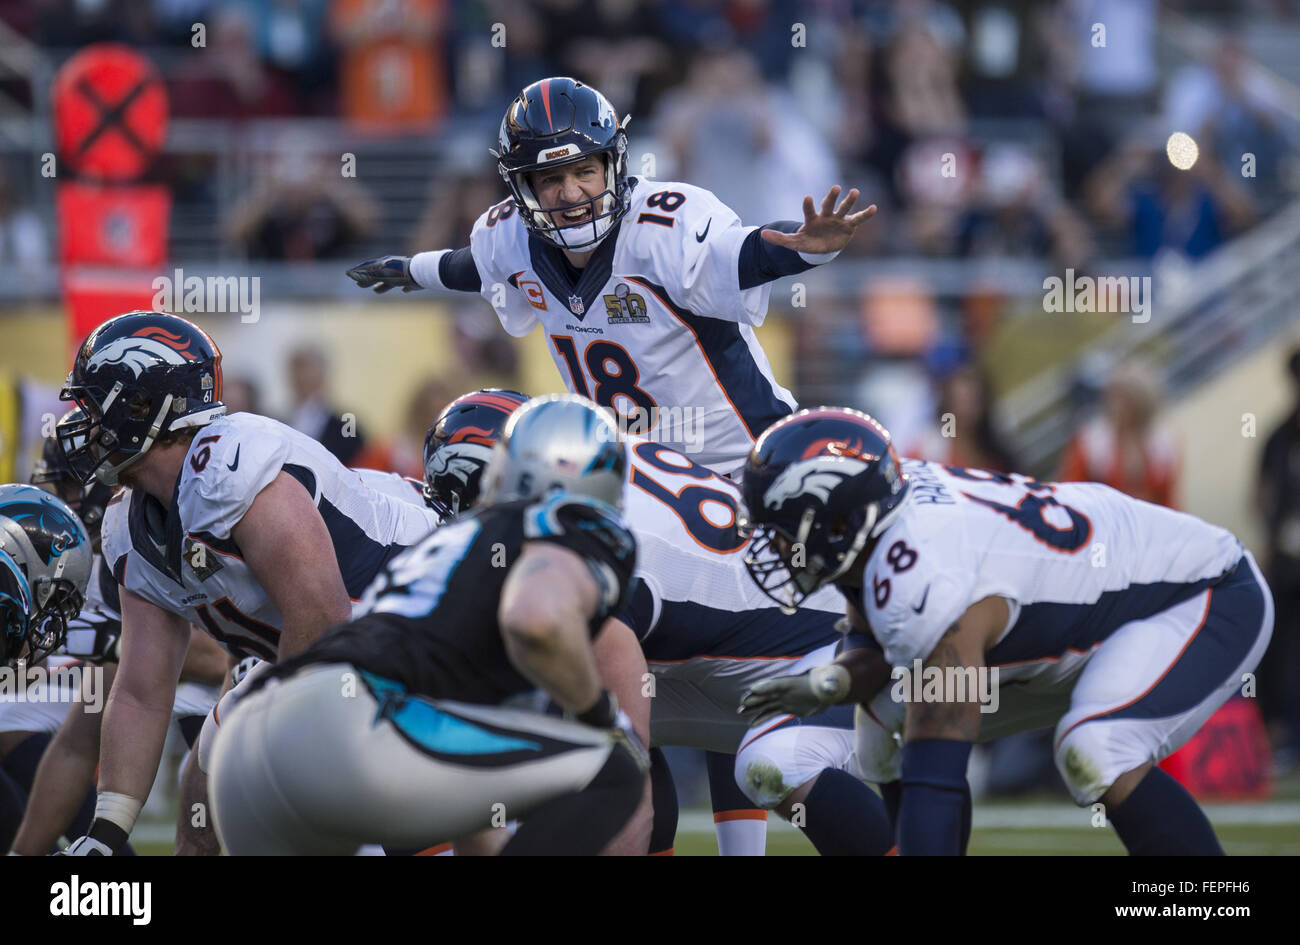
423,391,897,856
737,409,1273,855
347,76,876,476
51,311,441,856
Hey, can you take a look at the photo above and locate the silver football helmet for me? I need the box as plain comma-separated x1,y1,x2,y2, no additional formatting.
479,394,626,510
0,484,93,661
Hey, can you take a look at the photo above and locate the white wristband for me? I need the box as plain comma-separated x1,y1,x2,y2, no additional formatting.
408,250,449,290
809,664,851,703
798,248,842,266
94,791,143,835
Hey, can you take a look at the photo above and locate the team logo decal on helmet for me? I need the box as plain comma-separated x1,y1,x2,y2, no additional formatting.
58,311,225,486
739,408,911,613
86,326,201,377
422,389,529,520
0,485,92,663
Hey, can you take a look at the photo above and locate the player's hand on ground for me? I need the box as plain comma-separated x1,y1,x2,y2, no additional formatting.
739,664,850,723
54,835,113,856
345,255,420,293
760,185,877,255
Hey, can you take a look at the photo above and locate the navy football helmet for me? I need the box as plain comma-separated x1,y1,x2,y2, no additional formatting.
0,484,92,662
493,77,631,251
58,311,225,486
32,407,115,544
738,408,911,612
0,548,32,667
422,389,529,520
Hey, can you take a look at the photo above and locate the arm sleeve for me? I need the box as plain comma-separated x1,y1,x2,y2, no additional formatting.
737,221,831,290
408,247,482,292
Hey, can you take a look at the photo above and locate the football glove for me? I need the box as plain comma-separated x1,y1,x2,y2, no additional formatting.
346,255,420,293
739,664,851,723
611,707,650,773
54,835,113,856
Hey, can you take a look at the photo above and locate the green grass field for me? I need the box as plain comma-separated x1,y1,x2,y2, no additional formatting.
126,797,1300,856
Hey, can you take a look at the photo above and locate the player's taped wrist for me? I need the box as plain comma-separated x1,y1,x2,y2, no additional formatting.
899,739,972,855
88,792,143,852
809,663,851,704
576,690,618,729
408,250,445,290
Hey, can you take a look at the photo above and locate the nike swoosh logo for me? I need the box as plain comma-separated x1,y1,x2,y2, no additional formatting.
227,446,240,471
695,219,711,242
912,586,930,614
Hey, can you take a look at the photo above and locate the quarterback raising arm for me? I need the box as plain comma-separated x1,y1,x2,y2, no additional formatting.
348,77,876,475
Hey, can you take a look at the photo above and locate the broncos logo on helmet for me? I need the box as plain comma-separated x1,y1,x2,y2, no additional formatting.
86,330,199,378
739,408,911,613
422,390,529,520
59,311,225,486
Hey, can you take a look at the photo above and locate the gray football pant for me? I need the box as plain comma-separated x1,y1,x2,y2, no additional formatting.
209,663,620,855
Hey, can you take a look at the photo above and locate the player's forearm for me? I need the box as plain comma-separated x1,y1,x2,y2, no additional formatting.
10,708,102,855
502,614,603,715
98,685,175,806
409,247,482,292
276,605,348,660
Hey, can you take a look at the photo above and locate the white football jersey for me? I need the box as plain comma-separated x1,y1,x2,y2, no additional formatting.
471,178,798,474
859,461,1244,676
620,436,843,661
101,413,440,661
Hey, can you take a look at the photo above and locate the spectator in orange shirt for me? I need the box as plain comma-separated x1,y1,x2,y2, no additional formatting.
1058,361,1180,507
331,0,448,135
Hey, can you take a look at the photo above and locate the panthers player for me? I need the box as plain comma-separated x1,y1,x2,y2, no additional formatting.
210,396,646,855
348,76,876,476
737,409,1273,856
52,310,440,856
7,423,227,856
423,390,897,856
0,486,91,851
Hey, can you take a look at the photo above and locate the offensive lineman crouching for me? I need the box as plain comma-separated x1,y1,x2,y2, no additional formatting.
209,396,647,855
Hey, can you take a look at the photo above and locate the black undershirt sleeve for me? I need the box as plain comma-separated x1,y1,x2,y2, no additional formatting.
737,221,817,290
437,246,483,292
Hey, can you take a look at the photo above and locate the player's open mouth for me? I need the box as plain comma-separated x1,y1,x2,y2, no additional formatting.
557,206,592,226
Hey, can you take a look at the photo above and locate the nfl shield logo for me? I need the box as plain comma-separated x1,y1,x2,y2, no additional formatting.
568,294,585,315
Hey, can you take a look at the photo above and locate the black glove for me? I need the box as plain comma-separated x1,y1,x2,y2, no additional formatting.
346,255,420,294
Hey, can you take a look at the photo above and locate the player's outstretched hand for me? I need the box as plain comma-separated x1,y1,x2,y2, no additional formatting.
738,664,851,724
760,186,877,255
346,255,420,294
